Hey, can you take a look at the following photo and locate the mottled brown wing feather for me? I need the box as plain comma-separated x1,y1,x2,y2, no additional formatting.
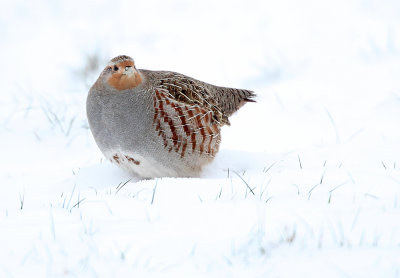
153,71,255,126
156,72,228,125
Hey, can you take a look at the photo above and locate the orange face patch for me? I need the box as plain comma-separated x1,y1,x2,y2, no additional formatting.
107,61,142,91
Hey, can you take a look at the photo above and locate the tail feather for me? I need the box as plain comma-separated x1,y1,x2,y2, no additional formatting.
244,98,256,103
214,87,256,118
242,90,256,103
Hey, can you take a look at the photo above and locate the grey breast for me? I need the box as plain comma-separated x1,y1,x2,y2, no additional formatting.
87,86,155,156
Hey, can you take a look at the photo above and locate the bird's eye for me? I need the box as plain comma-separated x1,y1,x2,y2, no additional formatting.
113,65,119,71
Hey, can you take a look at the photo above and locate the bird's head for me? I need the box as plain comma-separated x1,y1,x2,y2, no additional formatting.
102,55,142,91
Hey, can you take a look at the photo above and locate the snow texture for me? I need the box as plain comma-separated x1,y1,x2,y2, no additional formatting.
1,0,400,277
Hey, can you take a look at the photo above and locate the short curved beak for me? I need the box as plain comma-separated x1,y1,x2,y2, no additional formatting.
123,66,134,76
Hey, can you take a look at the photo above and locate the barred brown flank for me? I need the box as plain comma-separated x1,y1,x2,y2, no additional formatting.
197,115,206,154
165,115,178,147
158,100,164,116
152,87,221,158
153,108,158,124
175,105,191,136
207,135,213,155
206,126,213,135
155,90,162,100
191,133,197,152
204,113,210,122
157,118,168,148
181,142,187,158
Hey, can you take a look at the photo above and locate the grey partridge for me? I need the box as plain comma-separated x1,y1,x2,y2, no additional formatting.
87,55,255,178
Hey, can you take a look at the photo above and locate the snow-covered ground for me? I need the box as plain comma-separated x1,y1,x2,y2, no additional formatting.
1,0,400,277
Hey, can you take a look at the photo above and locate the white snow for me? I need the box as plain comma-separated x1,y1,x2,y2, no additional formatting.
1,0,400,277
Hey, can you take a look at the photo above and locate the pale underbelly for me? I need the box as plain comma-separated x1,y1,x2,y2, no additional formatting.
104,149,190,178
